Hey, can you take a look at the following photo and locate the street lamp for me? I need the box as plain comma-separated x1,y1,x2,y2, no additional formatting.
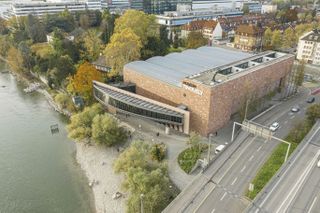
140,193,144,213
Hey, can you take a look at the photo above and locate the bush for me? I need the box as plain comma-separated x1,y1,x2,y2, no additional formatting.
150,143,166,162
54,92,75,112
178,144,207,174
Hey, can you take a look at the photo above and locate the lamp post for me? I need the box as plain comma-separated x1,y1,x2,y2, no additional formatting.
140,193,144,213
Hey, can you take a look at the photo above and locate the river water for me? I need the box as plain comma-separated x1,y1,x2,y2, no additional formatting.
0,67,94,212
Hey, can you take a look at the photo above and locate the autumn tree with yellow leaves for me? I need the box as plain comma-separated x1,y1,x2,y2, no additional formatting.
67,62,103,102
104,28,142,76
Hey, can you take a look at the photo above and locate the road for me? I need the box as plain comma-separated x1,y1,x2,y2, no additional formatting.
247,122,320,213
163,87,318,213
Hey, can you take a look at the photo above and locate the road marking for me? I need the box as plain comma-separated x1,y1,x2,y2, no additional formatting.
275,150,320,213
256,126,320,213
257,146,262,152
220,192,227,201
249,155,254,161
211,209,216,213
240,165,246,173
231,177,238,185
307,196,318,213
290,115,295,119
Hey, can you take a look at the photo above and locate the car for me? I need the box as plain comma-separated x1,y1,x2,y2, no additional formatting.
318,159,320,168
215,144,226,154
291,106,300,112
307,97,315,103
269,122,280,132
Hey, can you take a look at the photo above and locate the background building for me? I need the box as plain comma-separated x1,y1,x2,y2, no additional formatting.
95,46,294,136
261,4,277,14
234,24,263,52
297,29,320,65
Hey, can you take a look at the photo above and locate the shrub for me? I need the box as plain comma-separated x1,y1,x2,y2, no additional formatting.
150,143,166,162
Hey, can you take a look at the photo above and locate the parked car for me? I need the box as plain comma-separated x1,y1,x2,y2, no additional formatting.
291,106,300,112
317,159,320,168
307,97,315,103
269,122,280,132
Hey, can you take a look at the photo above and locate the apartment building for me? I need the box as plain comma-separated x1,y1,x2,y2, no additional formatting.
297,29,320,65
234,24,263,52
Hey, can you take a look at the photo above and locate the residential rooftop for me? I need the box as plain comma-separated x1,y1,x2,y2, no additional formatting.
125,46,251,87
301,29,320,42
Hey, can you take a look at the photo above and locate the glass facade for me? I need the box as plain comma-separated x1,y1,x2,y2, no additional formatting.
94,87,183,125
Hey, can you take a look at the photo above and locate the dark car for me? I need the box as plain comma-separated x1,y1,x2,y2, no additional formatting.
307,97,315,103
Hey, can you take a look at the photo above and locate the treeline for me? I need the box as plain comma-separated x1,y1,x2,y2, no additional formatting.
263,22,320,50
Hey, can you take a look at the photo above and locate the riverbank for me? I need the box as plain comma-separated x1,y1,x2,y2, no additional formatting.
76,143,126,213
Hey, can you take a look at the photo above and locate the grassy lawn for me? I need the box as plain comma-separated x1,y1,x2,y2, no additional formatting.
246,120,314,200
246,142,298,199
178,145,206,174
31,43,53,58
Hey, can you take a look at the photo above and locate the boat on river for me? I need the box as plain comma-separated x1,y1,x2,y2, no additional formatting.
23,83,41,93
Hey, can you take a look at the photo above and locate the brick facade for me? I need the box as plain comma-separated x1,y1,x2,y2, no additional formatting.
124,56,294,136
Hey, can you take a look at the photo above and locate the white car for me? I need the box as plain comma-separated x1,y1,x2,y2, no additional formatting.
317,159,320,168
269,122,280,132
291,106,300,112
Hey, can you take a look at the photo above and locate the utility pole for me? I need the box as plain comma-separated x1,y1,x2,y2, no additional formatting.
244,99,249,121
207,133,213,163
140,193,144,213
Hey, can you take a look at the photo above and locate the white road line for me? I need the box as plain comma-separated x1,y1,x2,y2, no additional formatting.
257,146,262,152
256,126,320,213
307,196,318,213
231,177,238,185
249,155,254,161
290,115,295,119
220,192,227,201
211,209,216,213
240,165,246,173
275,150,320,213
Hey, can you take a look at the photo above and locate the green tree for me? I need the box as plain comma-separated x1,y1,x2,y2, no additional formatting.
7,47,25,73
263,28,273,50
0,17,8,34
79,14,90,30
113,141,151,173
271,30,282,50
306,104,320,125
293,60,305,89
82,29,102,61
25,14,46,43
104,28,142,75
150,143,166,162
186,31,207,49
100,10,118,44
47,54,75,87
54,93,75,111
0,36,11,57
124,167,174,213
67,104,103,142
114,10,157,45
91,114,127,146
282,27,297,48
242,5,250,14
187,131,201,148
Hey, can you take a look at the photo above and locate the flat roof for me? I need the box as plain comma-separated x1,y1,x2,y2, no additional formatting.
125,46,251,87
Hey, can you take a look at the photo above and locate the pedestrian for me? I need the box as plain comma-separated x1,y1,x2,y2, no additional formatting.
117,148,119,152
156,132,160,137
215,131,218,136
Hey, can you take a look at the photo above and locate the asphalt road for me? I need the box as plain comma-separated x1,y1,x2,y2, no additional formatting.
163,87,319,213
248,123,320,213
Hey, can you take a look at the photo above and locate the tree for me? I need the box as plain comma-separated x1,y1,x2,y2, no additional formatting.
104,28,142,75
187,132,201,148
67,103,103,142
242,5,250,14
125,167,174,213
293,60,305,88
282,27,297,48
82,29,102,61
0,36,11,57
0,17,8,35
141,36,168,59
79,14,90,30
114,10,157,45
25,14,46,43
186,31,208,49
150,143,166,162
100,10,118,44
306,104,320,125
67,62,103,101
47,54,75,87
263,28,273,50
113,141,151,173
271,30,282,50
7,47,25,73
54,93,74,111
91,114,127,146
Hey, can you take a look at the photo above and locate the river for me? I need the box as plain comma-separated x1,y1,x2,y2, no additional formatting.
0,66,94,213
